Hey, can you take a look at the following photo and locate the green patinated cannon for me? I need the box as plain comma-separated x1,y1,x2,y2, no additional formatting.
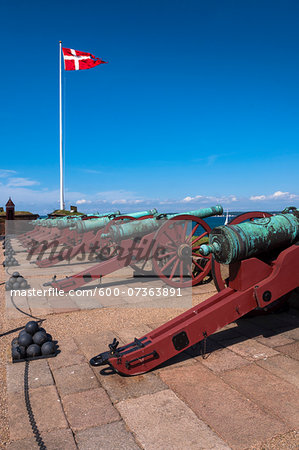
200,207,299,264
101,205,224,241
56,211,121,229
75,209,158,233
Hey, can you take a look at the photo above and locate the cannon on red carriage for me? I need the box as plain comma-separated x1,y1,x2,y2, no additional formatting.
89,207,299,375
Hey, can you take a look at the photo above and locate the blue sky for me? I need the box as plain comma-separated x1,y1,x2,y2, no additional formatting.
0,0,298,213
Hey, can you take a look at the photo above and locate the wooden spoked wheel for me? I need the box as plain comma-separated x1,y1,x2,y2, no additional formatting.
212,211,273,292
151,215,212,288
128,215,156,276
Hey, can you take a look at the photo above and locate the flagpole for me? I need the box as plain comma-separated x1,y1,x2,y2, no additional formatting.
59,41,65,210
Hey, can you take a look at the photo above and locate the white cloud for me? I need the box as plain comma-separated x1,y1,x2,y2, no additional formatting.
272,191,293,199
7,177,39,187
183,195,203,203
76,199,92,205
181,194,238,205
0,169,16,178
250,195,266,201
250,191,299,202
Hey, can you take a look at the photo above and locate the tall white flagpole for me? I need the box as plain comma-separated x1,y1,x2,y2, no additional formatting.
59,41,65,210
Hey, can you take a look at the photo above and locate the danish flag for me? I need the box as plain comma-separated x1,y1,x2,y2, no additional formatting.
62,47,107,71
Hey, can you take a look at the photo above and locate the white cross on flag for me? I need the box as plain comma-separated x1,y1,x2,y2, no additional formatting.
62,47,107,71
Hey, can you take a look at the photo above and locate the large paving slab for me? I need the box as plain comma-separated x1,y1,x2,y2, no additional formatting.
278,326,299,340
6,360,53,393
276,341,299,360
256,354,299,389
75,421,140,450
116,389,230,449
74,331,122,361
222,364,299,429
62,388,120,431
8,385,68,441
159,364,287,449
52,362,99,397
47,336,87,370
211,334,279,361
7,428,77,449
194,344,251,373
251,430,299,450
98,370,167,403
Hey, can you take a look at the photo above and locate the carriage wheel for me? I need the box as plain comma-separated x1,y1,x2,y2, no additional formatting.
151,215,212,288
127,215,157,276
212,211,273,292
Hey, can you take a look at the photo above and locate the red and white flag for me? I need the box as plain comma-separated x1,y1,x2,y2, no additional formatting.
62,47,107,71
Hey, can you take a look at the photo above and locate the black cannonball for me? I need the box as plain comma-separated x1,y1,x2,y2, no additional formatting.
41,341,56,356
32,331,48,346
38,327,46,334
12,282,20,289
12,346,26,360
25,321,39,336
11,337,19,347
19,345,26,356
17,276,24,283
20,280,28,289
18,329,27,337
26,344,41,357
45,333,52,342
18,331,33,348
12,272,20,278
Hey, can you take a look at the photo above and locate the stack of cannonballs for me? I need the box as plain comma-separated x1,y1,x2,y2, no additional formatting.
5,272,29,291
3,238,18,267
12,321,57,362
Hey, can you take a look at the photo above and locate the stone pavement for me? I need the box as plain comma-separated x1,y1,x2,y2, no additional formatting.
5,292,299,449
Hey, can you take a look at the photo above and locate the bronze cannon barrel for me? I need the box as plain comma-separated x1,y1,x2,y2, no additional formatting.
102,205,223,241
75,209,158,233
200,210,299,264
